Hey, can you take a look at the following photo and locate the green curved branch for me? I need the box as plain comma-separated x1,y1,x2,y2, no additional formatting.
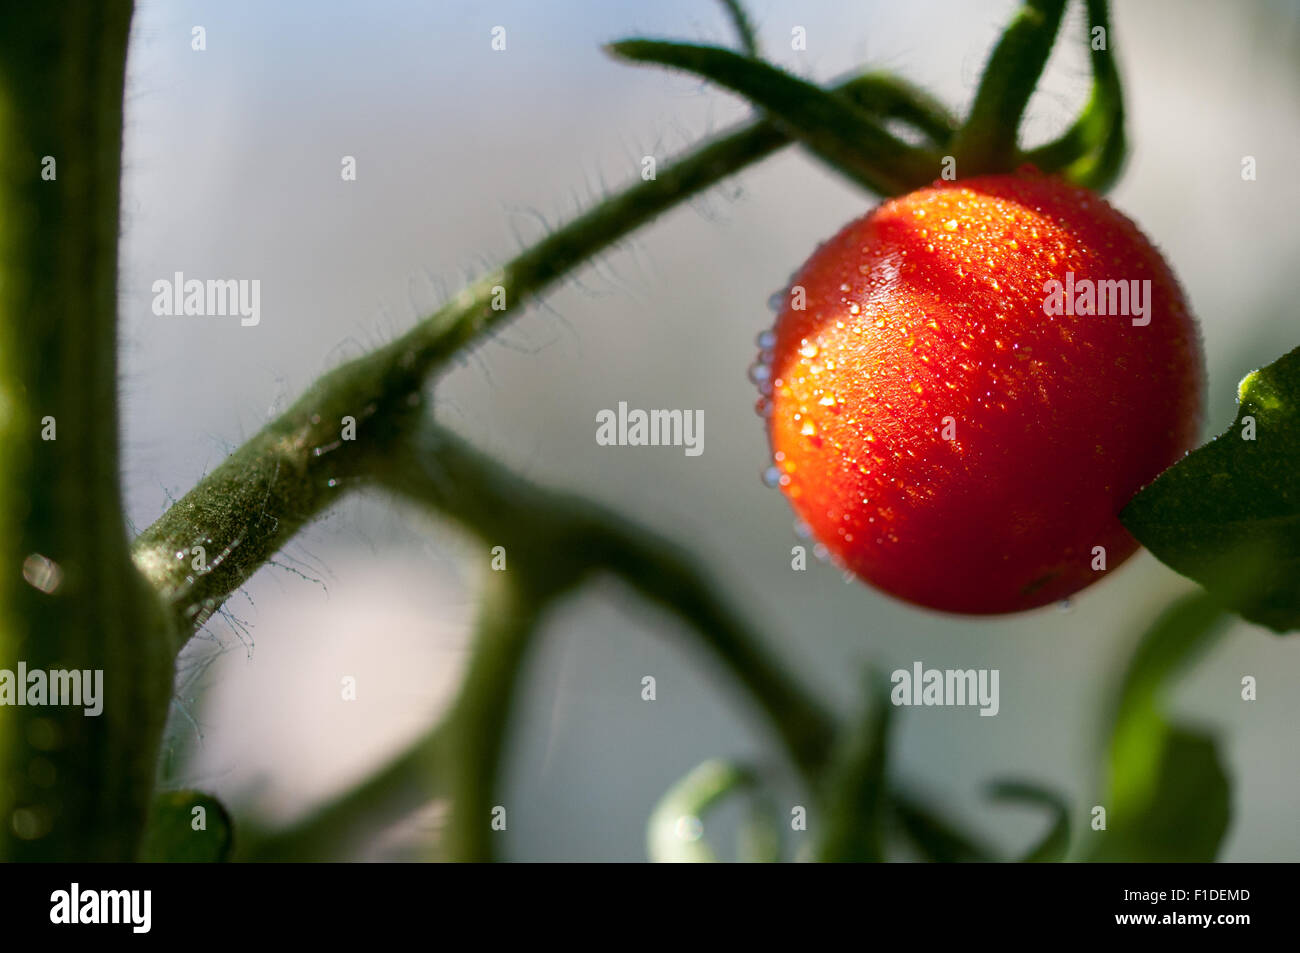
243,420,841,860
841,72,959,148
647,759,763,862
951,0,1068,175
986,781,1071,862
1022,0,1125,191
378,423,839,783
131,68,956,646
440,571,550,862
717,0,759,57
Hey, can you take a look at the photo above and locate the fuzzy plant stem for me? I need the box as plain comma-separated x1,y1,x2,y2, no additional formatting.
130,70,954,645
951,0,1068,175
0,1,177,861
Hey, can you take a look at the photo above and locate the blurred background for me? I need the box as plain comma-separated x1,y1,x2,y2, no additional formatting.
118,0,1300,860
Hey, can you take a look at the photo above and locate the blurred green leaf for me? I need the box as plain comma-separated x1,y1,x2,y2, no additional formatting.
1122,345,1300,633
987,780,1070,862
140,790,233,863
1089,594,1232,861
890,792,995,862
818,673,893,862
737,793,782,863
1091,726,1230,862
606,40,936,195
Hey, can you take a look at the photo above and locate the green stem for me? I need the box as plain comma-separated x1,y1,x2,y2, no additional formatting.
951,0,1068,175
244,422,840,859
608,40,938,194
440,572,547,862
1022,0,1125,191
717,0,759,56
0,0,176,861
647,760,759,862
241,721,450,862
817,673,893,861
841,72,958,147
131,68,939,644
380,423,838,783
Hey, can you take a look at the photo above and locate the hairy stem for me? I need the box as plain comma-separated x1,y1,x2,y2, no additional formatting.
0,0,176,861
607,40,939,194
131,68,947,645
951,0,1068,175
1022,0,1125,191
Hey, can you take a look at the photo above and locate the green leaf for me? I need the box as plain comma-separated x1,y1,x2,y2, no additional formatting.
1090,725,1230,862
606,40,936,195
1089,594,1232,862
1121,345,1300,633
987,780,1070,862
139,790,234,862
737,793,782,863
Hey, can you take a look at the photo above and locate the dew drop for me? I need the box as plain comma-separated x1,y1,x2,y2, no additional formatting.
761,465,781,488
22,554,62,595
755,328,776,349
674,815,704,841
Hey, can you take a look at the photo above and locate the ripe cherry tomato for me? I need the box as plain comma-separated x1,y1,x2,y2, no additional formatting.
763,171,1203,614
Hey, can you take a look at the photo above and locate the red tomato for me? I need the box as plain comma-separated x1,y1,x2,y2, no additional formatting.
762,171,1203,614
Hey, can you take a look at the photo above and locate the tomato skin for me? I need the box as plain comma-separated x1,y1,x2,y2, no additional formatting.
765,171,1203,615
